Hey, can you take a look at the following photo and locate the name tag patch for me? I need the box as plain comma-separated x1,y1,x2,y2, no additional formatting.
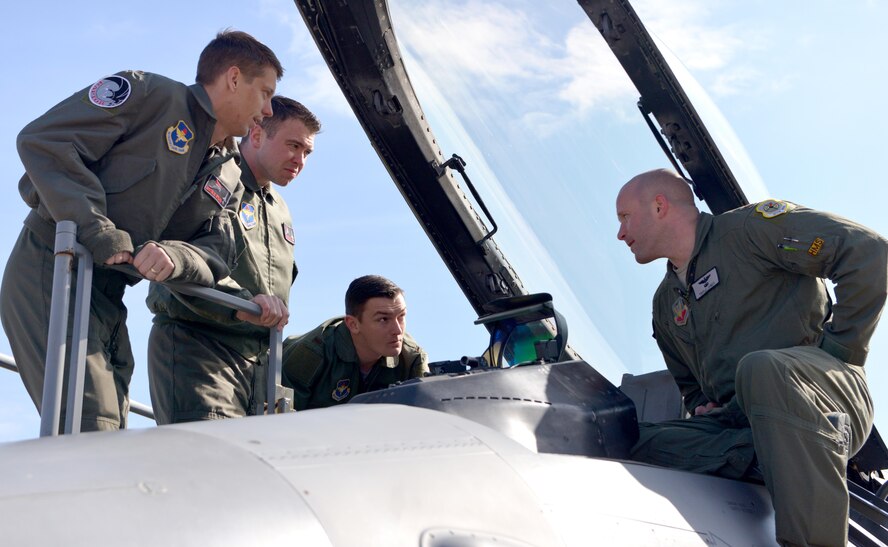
691,267,719,300
203,176,231,208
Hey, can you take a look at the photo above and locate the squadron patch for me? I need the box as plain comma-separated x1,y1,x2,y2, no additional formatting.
755,200,790,219
331,379,351,401
808,237,825,256
691,267,719,300
203,175,231,208
672,297,689,326
240,202,257,229
166,120,194,155
88,75,131,108
282,223,295,245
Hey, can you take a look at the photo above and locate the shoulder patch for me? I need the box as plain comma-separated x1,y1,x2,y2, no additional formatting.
88,75,131,108
166,120,194,155
240,202,257,230
754,199,793,219
203,175,231,208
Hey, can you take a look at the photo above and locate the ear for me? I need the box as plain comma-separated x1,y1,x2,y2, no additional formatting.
654,194,669,218
344,314,360,335
226,66,241,92
248,124,264,148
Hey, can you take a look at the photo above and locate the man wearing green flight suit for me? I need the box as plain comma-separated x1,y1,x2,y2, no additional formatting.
0,30,284,432
282,275,429,410
615,168,886,546
146,96,320,424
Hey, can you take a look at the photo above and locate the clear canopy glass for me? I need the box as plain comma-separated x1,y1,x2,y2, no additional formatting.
389,0,762,381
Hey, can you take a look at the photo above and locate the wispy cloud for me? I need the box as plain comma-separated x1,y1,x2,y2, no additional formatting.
392,0,637,135
556,24,639,116
294,0,775,130
633,0,771,97
394,0,559,87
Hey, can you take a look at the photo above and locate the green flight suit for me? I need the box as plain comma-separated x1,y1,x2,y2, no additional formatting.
281,318,429,410
146,160,297,424
631,200,885,546
0,71,242,431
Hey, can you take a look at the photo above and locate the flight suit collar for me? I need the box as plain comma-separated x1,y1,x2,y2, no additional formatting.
188,83,217,122
666,211,714,276
240,159,261,193
239,159,276,204
333,320,397,369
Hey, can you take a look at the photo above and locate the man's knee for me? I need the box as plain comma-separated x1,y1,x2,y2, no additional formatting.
735,349,785,412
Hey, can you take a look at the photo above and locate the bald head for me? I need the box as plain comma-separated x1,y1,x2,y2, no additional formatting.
616,169,700,267
620,168,696,209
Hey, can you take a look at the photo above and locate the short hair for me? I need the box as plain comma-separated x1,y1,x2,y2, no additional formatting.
260,96,322,137
196,29,284,86
345,275,404,317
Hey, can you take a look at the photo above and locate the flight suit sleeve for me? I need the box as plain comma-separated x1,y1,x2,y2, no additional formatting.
281,333,327,411
161,277,254,325
410,346,429,378
154,204,241,287
16,72,145,263
410,351,430,379
653,319,707,414
402,334,429,379
154,151,245,288
743,203,888,365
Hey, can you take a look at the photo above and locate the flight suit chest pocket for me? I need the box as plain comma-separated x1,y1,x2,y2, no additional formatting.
96,156,157,194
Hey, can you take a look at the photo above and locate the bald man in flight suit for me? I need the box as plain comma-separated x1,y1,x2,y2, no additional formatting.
616,168,885,546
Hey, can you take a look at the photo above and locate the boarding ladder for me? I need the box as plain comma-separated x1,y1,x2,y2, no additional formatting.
27,220,292,436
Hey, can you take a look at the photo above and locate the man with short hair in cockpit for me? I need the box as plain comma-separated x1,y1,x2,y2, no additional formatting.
282,274,428,410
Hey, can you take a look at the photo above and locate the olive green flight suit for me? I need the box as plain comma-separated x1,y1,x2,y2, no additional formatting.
146,161,297,424
631,201,884,546
282,317,429,410
0,71,242,431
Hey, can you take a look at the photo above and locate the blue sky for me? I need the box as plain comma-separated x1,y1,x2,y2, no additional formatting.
1,0,886,442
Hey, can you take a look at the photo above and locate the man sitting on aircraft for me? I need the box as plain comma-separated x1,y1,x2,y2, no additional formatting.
282,275,428,410
615,168,885,546
146,96,320,424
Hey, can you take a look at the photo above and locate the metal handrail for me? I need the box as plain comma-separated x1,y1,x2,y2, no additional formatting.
33,220,290,437
1,354,156,420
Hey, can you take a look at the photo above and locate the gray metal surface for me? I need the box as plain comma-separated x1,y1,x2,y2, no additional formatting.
0,423,330,546
0,404,777,546
351,361,639,458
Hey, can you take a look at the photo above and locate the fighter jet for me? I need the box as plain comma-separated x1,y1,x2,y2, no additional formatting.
0,0,885,545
